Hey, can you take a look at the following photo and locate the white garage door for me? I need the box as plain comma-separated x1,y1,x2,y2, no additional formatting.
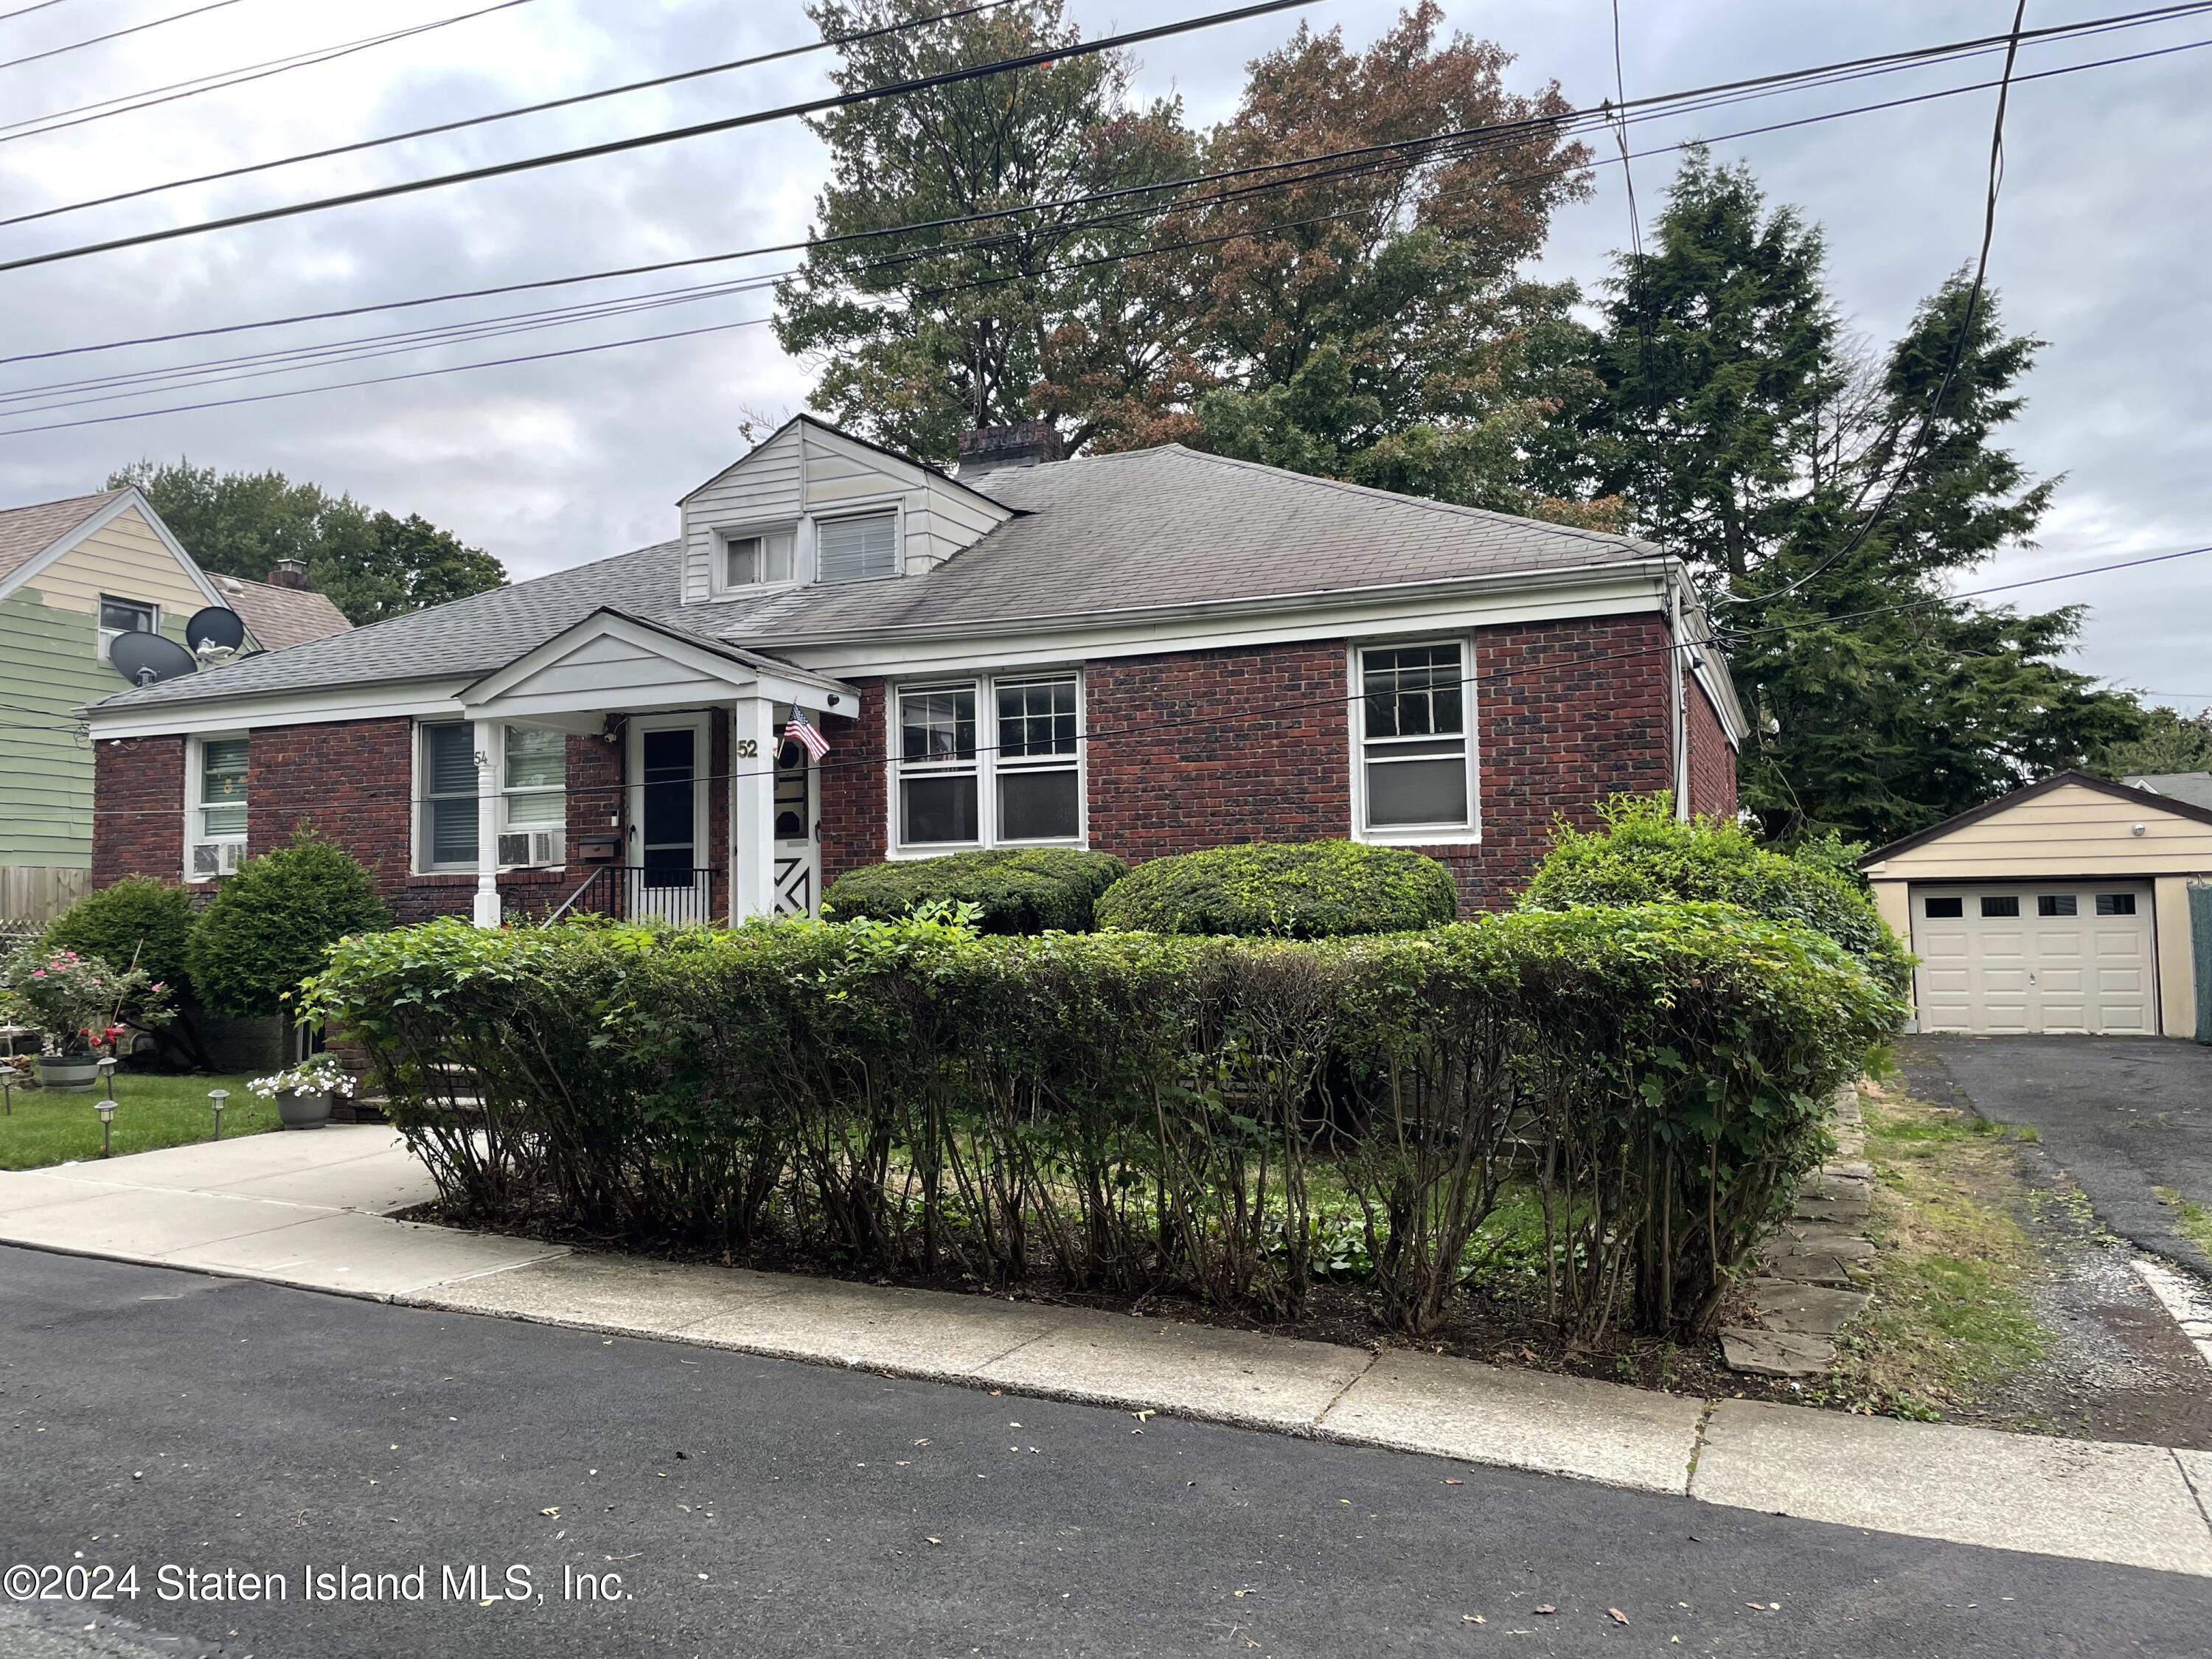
1912,883,2155,1034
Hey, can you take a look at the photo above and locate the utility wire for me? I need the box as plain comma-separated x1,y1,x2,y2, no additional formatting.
4,27,2204,434
0,0,1325,276
58,540,2212,821
0,0,1026,229
0,0,542,146
1724,0,2031,612
4,7,2199,391
0,0,86,24
0,0,242,74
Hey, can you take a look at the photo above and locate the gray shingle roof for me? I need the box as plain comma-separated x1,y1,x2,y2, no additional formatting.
0,489,122,586
95,445,1660,715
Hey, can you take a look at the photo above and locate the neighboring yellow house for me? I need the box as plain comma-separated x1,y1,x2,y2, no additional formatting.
1859,770,2212,1040
0,487,347,921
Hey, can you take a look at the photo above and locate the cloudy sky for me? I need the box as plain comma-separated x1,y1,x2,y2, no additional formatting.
0,0,2204,706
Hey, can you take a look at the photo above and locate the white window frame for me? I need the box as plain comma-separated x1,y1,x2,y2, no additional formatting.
886,669,1086,857
96,594,158,662
1349,636,1481,846
813,501,904,585
182,731,249,883
710,519,804,597
412,721,570,874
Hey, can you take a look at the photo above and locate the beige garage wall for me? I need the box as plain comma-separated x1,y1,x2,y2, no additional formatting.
1862,782,2212,1039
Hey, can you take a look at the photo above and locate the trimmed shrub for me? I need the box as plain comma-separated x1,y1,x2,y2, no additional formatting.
303,902,1899,1339
44,877,197,1000
188,830,388,1018
1520,795,1911,995
1095,841,1458,937
823,847,1126,934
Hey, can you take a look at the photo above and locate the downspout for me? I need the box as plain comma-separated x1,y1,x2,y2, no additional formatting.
1667,575,1691,820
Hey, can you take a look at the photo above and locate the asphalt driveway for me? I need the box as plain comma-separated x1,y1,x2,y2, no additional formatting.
1901,1035,2212,1277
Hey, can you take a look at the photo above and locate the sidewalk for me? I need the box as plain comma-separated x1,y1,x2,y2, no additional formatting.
4,1130,2210,1579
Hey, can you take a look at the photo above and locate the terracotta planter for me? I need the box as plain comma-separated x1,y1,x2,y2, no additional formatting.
36,1055,99,1091
276,1088,333,1130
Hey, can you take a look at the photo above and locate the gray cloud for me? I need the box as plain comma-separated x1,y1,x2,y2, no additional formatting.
0,0,2201,708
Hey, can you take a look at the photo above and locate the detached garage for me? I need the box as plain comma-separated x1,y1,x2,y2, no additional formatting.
1860,771,2212,1039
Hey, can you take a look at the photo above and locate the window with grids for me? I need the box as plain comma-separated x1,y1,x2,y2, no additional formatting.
420,724,568,869
817,510,899,582
195,737,248,845
1358,641,1472,832
894,674,1082,849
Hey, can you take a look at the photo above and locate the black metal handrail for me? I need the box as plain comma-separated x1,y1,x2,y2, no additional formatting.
547,864,720,927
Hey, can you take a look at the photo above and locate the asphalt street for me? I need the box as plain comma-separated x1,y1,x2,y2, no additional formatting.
1904,1035,2212,1277
3,1246,2207,1658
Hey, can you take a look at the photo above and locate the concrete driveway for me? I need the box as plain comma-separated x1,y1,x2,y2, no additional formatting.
1902,1036,2212,1278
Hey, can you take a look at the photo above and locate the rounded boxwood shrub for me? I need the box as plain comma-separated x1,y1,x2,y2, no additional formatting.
1520,794,1910,994
1093,841,1458,938
44,876,197,1000
823,847,1127,934
187,830,389,1018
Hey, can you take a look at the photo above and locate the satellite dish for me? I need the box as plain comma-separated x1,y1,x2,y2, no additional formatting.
185,605,246,654
109,632,197,687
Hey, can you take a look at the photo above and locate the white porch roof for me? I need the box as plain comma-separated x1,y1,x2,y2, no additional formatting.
456,608,860,726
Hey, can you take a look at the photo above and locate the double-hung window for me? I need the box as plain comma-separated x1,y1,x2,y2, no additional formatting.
1356,641,1475,838
418,723,569,871
895,672,1082,850
97,595,156,662
187,736,248,877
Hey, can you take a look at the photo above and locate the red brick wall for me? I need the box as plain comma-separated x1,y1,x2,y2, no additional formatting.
1086,642,1350,861
91,735,184,886
1686,674,1738,820
819,678,888,888
1419,615,1674,910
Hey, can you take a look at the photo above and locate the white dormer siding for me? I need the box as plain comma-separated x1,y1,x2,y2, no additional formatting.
679,418,1011,605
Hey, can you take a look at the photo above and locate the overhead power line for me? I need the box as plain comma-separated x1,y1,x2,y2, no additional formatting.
0,0,88,24
0,0,543,146
0,0,242,74
0,22,2203,433
0,0,1025,228
0,0,1325,276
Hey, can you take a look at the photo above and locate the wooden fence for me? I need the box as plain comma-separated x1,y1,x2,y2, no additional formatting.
0,866,88,928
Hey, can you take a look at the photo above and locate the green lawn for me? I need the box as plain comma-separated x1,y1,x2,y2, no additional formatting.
0,1072,275,1170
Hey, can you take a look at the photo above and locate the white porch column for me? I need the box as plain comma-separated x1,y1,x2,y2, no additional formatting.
472,717,503,928
731,695,777,922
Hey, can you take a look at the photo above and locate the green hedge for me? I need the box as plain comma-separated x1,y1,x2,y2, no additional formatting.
303,905,1899,1338
823,847,1127,933
1095,841,1459,937
1521,796,1912,995
44,877,197,1000
188,830,389,1018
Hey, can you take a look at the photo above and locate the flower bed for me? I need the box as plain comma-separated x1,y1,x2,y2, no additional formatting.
303,906,1900,1340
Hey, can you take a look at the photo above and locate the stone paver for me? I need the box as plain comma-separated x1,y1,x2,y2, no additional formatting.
1720,1087,1875,1376
1694,1398,2212,1577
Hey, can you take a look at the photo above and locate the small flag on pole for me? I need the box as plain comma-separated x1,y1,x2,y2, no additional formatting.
784,709,830,762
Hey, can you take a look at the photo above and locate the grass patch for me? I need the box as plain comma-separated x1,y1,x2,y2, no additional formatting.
0,1073,273,1170
1826,1083,2048,1419
2152,1186,2212,1255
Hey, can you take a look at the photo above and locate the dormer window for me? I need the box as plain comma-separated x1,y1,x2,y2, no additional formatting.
723,527,796,588
817,509,898,583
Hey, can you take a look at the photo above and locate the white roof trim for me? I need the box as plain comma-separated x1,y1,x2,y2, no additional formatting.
0,488,229,614
458,608,860,720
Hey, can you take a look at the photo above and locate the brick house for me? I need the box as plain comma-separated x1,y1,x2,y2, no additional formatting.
83,417,1743,925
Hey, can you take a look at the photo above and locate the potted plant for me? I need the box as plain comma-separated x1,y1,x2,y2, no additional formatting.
248,1053,354,1130
0,947,173,1091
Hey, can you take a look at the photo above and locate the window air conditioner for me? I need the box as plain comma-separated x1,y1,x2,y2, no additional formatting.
497,829,565,867
191,841,245,877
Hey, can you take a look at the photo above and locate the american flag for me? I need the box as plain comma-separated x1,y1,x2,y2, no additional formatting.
784,709,830,762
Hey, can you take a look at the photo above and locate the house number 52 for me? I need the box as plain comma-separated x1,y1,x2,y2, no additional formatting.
736,740,759,757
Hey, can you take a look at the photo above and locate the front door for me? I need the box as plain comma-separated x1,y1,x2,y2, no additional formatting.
627,714,712,925
772,708,821,917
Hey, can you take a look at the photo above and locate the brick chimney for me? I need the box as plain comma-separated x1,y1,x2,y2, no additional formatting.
265,558,310,590
956,420,1064,479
